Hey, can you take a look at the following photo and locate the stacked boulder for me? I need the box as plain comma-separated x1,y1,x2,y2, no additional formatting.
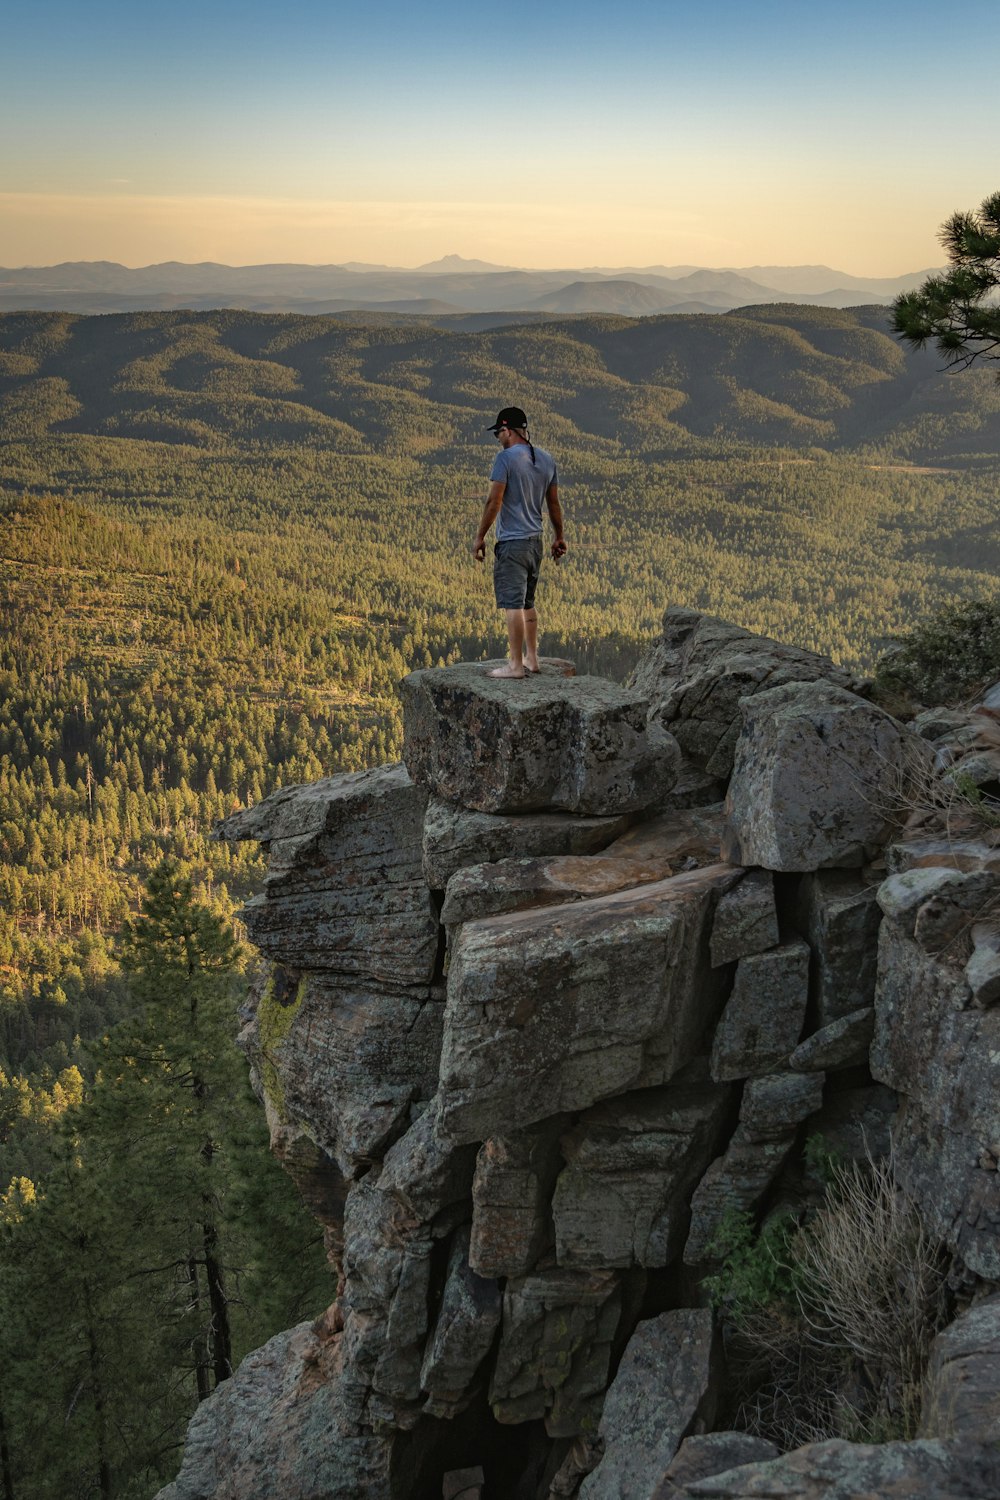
159,622,1000,1500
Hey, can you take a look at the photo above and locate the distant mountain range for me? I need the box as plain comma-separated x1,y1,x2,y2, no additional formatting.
0,256,940,319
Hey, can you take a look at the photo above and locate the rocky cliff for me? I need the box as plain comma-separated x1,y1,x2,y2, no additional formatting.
159,614,1000,1500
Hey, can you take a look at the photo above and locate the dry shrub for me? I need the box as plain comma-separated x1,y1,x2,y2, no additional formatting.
711,1154,949,1449
794,1155,949,1440
864,729,1000,845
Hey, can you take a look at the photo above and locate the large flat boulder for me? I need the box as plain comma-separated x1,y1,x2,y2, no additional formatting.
628,607,854,780
401,663,679,815
722,682,915,872
422,797,632,890
441,806,725,928
436,864,738,1143
215,764,439,988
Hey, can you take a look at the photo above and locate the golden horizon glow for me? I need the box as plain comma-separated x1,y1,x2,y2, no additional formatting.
0,190,947,277
5,0,999,278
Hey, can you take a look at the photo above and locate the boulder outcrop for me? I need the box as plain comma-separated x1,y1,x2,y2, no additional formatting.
628,606,855,779
216,763,439,985
721,681,913,871
579,1309,720,1500
437,864,738,1143
401,662,680,815
919,1293,1000,1440
164,614,1000,1500
662,1439,1000,1498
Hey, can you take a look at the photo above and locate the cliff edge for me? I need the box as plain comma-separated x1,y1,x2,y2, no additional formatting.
159,612,1000,1500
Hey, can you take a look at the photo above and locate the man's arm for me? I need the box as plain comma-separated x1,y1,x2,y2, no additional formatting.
473,480,505,562
546,482,567,561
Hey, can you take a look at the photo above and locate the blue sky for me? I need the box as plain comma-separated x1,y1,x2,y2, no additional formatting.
3,0,999,270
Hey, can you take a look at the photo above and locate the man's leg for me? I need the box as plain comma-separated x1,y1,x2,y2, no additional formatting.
523,607,539,672
489,609,526,677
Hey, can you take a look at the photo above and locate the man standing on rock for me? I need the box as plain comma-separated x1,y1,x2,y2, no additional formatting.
473,406,567,679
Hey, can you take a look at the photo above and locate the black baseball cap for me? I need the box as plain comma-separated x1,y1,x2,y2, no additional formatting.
487,406,528,433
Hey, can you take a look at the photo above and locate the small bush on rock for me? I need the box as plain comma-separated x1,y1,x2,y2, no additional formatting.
702,1209,801,1328
704,1155,949,1449
874,595,1000,708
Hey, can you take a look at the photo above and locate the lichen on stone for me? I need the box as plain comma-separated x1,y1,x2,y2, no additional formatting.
256,966,307,1121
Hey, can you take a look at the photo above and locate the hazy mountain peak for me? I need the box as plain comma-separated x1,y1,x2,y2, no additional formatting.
415,254,513,274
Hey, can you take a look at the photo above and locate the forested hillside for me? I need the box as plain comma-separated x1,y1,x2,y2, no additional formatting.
1,305,999,1496
2,303,1000,1082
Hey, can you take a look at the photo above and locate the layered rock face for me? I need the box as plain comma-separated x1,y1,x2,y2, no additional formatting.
161,618,1000,1500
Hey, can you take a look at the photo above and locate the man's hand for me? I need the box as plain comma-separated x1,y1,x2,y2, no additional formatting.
551,538,567,563
472,536,487,563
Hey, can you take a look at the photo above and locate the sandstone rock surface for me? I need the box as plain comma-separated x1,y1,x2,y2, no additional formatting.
401,663,680,815
629,608,854,780
671,1438,1000,1498
710,941,810,1081
422,797,632,890
872,923,1000,1280
438,865,737,1143
167,625,1000,1500
551,1075,732,1268
722,681,913,871
579,1309,719,1499
920,1293,1000,1440
441,806,725,928
216,763,439,988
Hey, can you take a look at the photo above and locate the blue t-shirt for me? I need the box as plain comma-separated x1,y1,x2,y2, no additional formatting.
490,443,557,542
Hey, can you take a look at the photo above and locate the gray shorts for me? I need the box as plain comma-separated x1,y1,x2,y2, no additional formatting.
494,535,543,610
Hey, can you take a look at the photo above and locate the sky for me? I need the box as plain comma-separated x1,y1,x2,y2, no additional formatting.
3,0,999,274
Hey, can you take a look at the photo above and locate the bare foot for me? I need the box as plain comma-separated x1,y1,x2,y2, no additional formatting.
488,663,526,678
524,656,540,673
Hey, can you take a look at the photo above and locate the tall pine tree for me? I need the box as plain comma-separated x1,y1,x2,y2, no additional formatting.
0,862,330,1498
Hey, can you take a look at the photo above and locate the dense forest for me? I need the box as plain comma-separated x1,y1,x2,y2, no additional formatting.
0,304,999,1496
